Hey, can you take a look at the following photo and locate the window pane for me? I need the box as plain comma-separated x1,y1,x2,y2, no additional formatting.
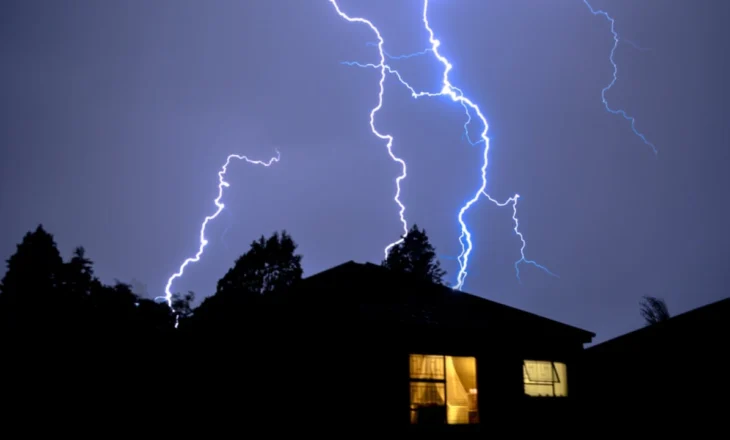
410,381,445,424
445,356,478,424
553,362,568,397
523,360,568,397
410,354,444,380
409,354,479,424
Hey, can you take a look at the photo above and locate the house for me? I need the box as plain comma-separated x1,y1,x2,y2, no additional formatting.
582,297,730,423
216,261,594,432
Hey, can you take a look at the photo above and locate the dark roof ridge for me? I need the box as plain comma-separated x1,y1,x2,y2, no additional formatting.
588,296,730,351
305,261,595,340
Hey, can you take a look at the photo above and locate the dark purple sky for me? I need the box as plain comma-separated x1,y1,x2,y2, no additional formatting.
2,0,728,344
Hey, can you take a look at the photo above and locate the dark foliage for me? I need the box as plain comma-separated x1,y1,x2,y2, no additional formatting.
171,291,195,319
640,295,670,325
216,230,303,296
0,225,174,336
0,225,305,341
381,224,446,285
184,230,303,332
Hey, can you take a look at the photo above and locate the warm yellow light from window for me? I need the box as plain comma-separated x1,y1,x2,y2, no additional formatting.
523,360,567,397
410,354,445,380
409,354,478,424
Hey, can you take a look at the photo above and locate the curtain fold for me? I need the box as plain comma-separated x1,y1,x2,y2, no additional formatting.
409,355,474,424
446,356,470,424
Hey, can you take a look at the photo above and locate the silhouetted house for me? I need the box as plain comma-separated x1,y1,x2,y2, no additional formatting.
582,297,730,422
220,261,593,433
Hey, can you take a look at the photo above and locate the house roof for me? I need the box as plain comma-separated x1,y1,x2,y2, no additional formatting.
285,260,595,343
587,296,730,353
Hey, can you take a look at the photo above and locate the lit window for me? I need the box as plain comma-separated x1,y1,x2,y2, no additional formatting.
523,360,568,397
409,354,478,424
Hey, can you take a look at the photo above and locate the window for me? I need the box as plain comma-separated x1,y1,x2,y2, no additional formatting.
409,354,478,424
523,360,568,397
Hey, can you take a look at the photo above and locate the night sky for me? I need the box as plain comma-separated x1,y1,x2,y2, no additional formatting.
2,0,729,344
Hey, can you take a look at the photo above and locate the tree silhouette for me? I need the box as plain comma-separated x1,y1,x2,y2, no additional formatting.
216,230,303,297
382,224,446,285
188,231,303,331
171,291,195,319
62,246,101,298
640,295,670,325
0,225,64,301
0,225,69,330
0,225,176,335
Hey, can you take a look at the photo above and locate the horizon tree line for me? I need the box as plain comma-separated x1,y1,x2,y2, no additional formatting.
0,223,447,333
0,223,669,333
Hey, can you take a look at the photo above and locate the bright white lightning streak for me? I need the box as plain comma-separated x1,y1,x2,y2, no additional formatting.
416,0,508,290
158,151,280,326
329,0,409,260
337,0,556,290
340,4,491,290
420,0,491,290
339,68,554,288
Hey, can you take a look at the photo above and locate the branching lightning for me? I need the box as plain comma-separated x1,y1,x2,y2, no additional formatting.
583,0,658,155
154,0,654,320
158,151,280,325
366,41,432,60
332,0,555,290
482,192,558,283
329,0,409,259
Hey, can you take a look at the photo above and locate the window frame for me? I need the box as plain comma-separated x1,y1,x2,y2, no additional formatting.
408,353,479,425
522,359,568,398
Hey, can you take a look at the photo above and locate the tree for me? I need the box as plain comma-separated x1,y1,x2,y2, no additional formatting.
189,231,303,332
216,230,303,297
640,295,670,326
171,291,195,320
0,225,177,343
0,225,68,332
0,226,101,332
382,224,446,285
62,246,101,298
0,225,64,302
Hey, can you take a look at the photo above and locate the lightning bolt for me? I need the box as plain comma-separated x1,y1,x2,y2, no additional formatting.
482,193,558,283
158,151,280,326
375,44,482,147
329,0,408,260
583,0,658,155
333,0,555,290
419,1,495,291
366,41,432,60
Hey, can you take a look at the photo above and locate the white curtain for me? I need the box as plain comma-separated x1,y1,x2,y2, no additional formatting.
445,356,470,424
410,355,472,424
410,355,446,404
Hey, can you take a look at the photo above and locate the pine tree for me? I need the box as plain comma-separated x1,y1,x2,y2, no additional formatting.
382,224,446,285
0,225,64,302
216,230,303,297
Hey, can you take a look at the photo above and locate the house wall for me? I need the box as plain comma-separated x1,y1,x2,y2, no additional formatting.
581,316,730,425
355,323,588,433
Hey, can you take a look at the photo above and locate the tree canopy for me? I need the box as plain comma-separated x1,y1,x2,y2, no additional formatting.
381,224,446,285
185,230,303,331
640,295,671,326
0,225,305,336
0,224,173,334
215,230,303,297
1,225,64,303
